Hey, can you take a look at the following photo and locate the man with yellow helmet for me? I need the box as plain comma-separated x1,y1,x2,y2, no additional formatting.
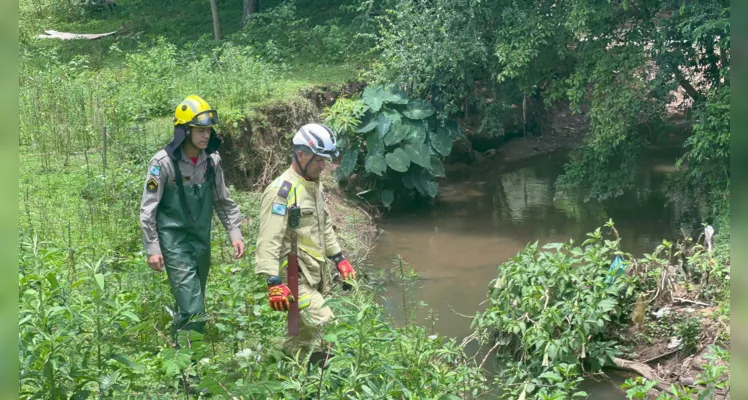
139,95,245,346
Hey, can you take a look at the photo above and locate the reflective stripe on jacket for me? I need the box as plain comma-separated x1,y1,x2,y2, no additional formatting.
255,167,342,287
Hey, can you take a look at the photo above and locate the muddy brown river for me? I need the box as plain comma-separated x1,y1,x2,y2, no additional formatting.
369,147,690,398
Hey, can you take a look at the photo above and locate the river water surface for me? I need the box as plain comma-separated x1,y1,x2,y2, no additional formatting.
369,147,689,398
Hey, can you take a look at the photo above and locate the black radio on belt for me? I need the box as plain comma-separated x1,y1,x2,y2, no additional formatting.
288,204,301,228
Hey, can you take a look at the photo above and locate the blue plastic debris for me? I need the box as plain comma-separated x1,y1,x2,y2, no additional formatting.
605,255,626,284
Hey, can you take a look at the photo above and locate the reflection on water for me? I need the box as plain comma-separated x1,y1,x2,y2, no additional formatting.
370,148,688,399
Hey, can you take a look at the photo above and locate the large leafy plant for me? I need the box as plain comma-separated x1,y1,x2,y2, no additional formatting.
471,221,638,399
323,84,461,208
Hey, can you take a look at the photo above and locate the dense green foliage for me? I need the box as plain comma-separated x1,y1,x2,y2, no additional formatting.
16,2,493,398
17,0,730,398
322,84,462,206
473,218,730,398
363,0,730,217
18,146,488,398
472,222,637,399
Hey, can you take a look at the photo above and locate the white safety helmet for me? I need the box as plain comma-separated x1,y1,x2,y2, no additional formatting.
292,123,339,158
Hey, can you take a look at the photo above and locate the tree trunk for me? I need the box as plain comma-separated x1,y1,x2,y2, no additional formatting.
677,73,704,103
242,0,259,28
209,0,222,40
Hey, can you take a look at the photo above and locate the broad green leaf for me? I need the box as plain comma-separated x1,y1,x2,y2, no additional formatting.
215,323,228,332
161,348,192,376
385,148,410,172
404,119,427,143
404,141,431,168
381,189,395,207
598,298,618,312
539,371,562,382
94,273,105,291
429,156,445,177
362,385,376,397
424,180,438,198
355,111,378,133
402,173,414,189
402,100,435,119
340,142,360,178
383,85,409,104
384,120,409,146
110,353,139,370
70,390,91,400
197,376,229,395
121,311,140,323
46,273,60,291
547,343,558,359
253,292,266,300
416,169,438,197
366,132,385,155
376,114,392,137
365,153,387,176
363,85,385,112
383,108,402,124
430,128,453,156
412,169,426,194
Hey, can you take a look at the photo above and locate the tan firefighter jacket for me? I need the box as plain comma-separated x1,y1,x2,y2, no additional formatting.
255,167,342,288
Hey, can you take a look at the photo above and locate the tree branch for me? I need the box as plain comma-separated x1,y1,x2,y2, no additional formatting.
678,76,704,103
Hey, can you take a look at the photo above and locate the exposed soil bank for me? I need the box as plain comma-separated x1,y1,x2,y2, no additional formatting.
218,81,365,192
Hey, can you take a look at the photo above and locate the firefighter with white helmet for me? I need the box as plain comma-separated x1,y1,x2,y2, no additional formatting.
255,122,356,369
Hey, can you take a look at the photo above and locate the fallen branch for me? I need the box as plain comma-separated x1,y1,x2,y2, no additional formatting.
642,348,680,364
446,302,475,319
611,357,675,395
479,340,502,369
673,297,711,307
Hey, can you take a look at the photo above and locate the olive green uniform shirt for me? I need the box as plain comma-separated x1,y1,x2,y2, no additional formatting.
255,167,342,287
139,149,243,257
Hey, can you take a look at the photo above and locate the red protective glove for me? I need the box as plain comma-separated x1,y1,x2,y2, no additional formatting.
337,259,356,281
268,284,294,312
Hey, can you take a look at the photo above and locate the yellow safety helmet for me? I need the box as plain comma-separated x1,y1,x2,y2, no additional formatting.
173,95,220,127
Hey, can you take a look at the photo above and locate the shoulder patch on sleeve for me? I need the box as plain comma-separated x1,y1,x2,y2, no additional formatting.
146,177,159,193
276,180,293,199
271,203,287,216
149,165,160,176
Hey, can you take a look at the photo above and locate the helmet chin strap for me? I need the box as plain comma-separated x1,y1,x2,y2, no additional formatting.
293,151,316,181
